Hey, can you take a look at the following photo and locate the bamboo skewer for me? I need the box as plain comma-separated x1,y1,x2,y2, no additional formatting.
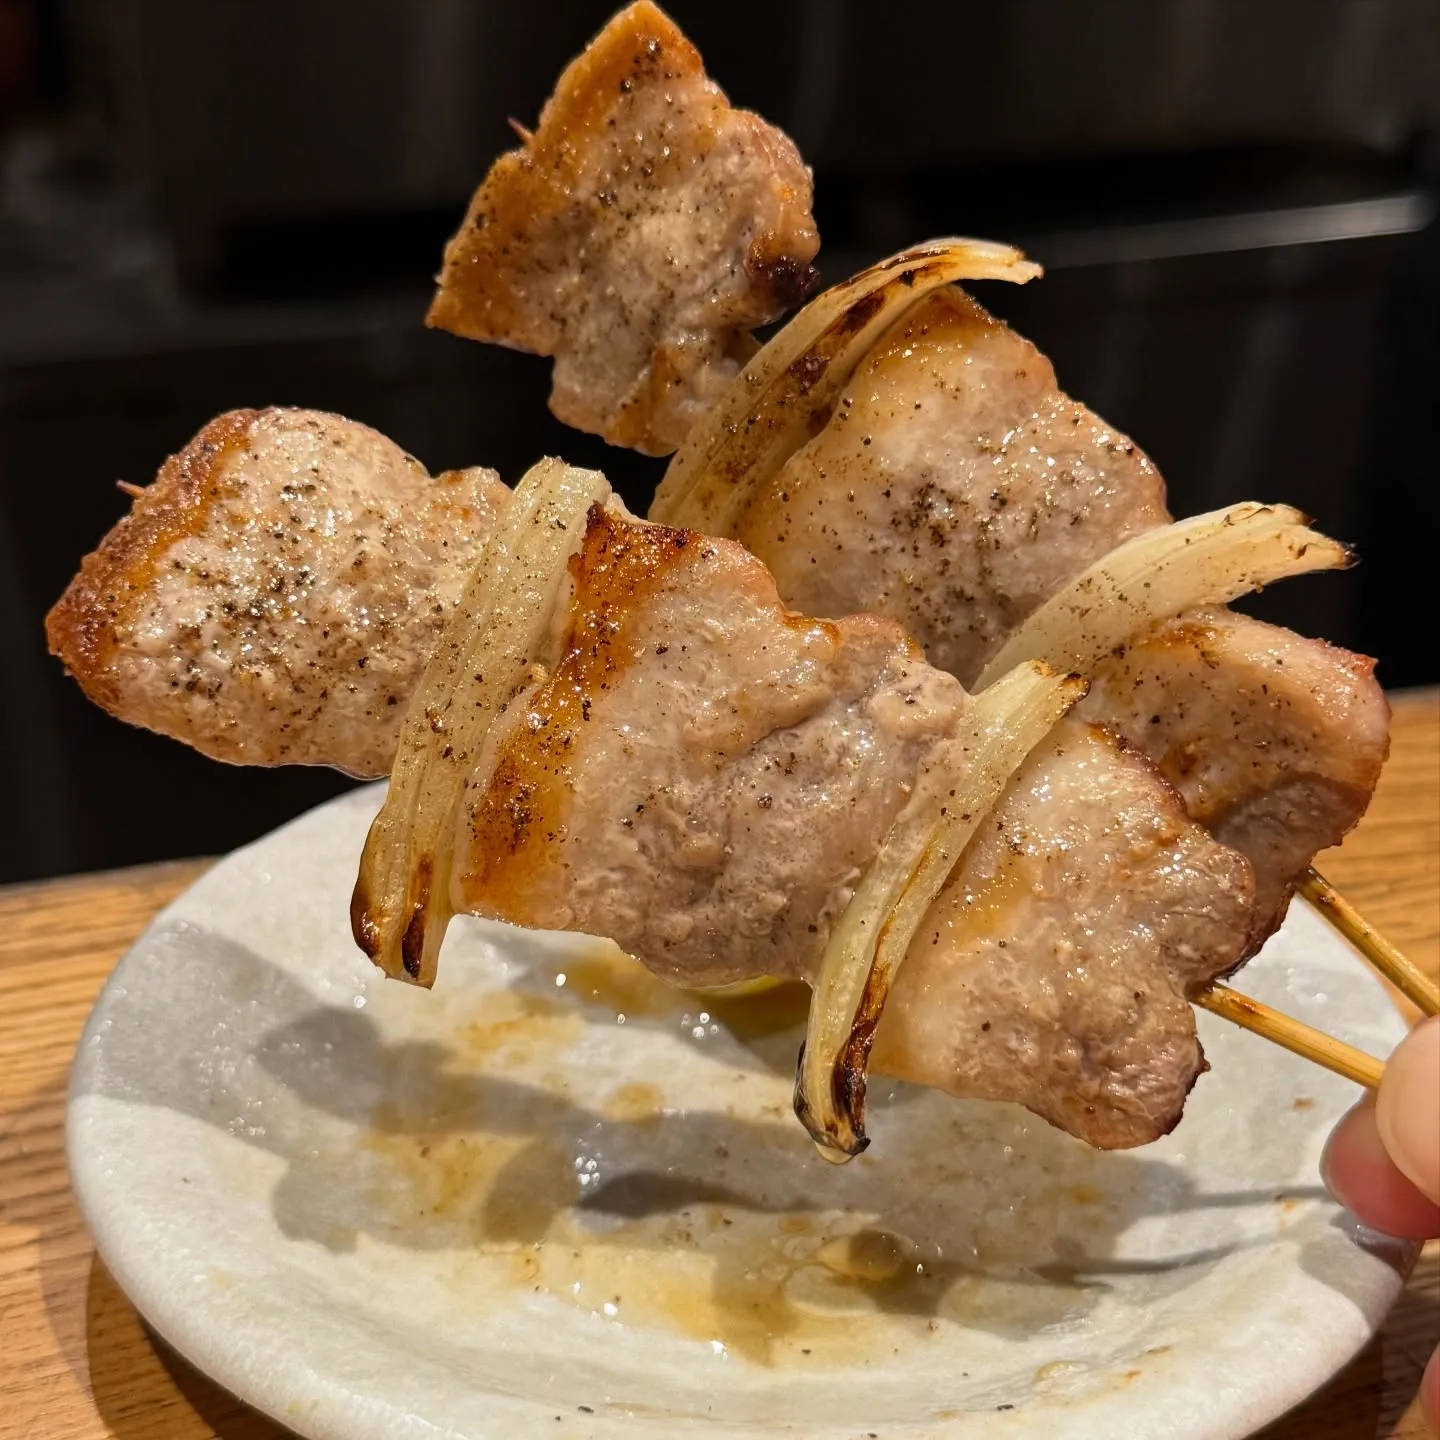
1189,864,1440,1089
1193,984,1386,1089
1300,868,1440,1017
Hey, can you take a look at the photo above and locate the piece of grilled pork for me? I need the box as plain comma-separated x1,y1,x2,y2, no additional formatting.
427,1,819,455
46,408,506,776
1080,609,1388,934
733,287,1169,685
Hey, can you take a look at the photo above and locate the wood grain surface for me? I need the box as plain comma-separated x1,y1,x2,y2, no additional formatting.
1,692,1436,1440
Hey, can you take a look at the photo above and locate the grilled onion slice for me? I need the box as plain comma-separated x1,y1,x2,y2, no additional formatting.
795,662,1087,1160
351,458,611,986
974,503,1353,691
649,238,1041,536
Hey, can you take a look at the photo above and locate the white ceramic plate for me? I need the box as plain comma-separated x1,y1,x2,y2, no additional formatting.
69,786,1412,1440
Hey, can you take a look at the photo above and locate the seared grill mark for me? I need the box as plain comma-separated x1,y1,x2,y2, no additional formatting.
461,504,693,899
749,247,821,312
401,856,433,980
48,410,255,697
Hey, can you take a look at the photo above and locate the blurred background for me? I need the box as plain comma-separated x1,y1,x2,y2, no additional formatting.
1,0,1436,884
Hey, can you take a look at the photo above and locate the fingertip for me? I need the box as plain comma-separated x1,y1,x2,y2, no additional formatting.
1322,1097,1440,1240
1376,1016,1440,1205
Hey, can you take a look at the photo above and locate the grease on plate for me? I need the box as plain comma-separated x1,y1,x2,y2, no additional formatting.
285,941,1165,1365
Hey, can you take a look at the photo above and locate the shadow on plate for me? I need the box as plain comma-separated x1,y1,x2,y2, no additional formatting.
75,927,1327,1365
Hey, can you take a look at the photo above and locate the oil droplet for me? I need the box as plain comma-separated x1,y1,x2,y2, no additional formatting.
603,1082,665,1123
814,1229,917,1282
553,946,679,1019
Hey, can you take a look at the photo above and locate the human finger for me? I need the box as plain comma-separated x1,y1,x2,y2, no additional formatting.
1376,1016,1440,1205
1322,1096,1440,1239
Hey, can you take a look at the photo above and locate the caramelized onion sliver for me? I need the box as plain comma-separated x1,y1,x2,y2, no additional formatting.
351,458,612,987
649,238,1041,536
795,662,1088,1160
974,502,1352,691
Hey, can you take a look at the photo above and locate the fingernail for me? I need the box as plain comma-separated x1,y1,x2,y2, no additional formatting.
1376,1016,1440,1205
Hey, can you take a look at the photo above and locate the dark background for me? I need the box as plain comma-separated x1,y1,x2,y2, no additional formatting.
1,0,1436,884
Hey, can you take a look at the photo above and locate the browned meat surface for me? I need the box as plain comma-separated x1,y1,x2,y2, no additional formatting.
725,287,1386,922
456,504,970,988
46,408,507,775
1081,608,1390,936
427,1,819,456
457,505,1254,1146
732,287,1170,686
875,724,1253,1147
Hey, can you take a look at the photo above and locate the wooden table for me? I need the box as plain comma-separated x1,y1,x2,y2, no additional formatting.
2,693,1436,1440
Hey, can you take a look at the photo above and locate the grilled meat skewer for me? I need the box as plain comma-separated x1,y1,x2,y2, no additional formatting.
48,410,1254,1149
